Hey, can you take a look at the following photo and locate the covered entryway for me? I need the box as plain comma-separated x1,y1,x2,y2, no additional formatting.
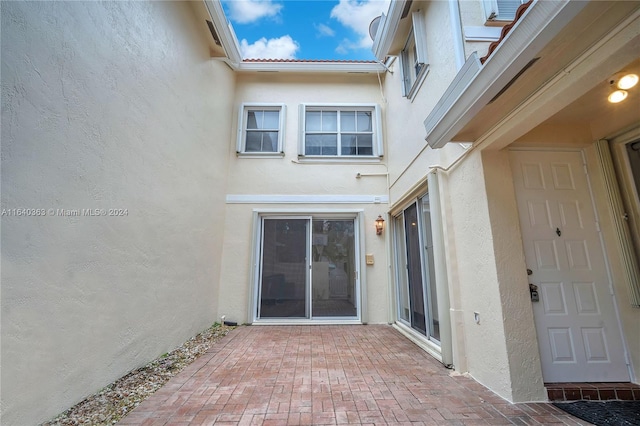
510,149,630,383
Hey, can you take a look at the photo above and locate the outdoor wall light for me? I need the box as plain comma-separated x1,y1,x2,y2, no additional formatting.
375,215,385,235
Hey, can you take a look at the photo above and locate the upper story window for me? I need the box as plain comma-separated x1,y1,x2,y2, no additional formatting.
299,104,383,159
400,11,428,100
237,103,285,156
482,0,526,22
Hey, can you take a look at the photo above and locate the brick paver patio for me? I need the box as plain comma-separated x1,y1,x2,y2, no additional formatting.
119,325,590,425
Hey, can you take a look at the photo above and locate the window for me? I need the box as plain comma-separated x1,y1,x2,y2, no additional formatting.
482,0,526,22
237,104,285,156
299,104,383,158
400,11,428,99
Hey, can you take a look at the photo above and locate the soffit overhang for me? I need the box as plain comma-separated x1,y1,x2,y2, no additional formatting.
424,0,640,149
372,0,419,60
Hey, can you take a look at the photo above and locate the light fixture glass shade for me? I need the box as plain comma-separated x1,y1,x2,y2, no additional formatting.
375,215,385,235
618,74,639,90
608,90,628,103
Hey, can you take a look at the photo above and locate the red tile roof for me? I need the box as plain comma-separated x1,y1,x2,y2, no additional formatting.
480,0,534,64
242,58,378,64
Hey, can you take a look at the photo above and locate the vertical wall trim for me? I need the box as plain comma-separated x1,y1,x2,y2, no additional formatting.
428,172,454,366
595,139,640,307
449,0,466,71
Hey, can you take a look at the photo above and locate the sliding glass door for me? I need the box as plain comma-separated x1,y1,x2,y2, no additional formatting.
394,196,440,342
257,216,358,320
259,218,309,318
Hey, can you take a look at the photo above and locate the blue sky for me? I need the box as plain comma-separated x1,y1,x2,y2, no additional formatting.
222,0,391,61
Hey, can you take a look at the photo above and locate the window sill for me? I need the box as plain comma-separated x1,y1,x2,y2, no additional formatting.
405,64,430,101
294,156,383,164
237,152,285,159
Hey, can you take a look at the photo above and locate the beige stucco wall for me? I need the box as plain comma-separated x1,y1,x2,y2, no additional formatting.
218,204,389,324
438,150,518,401
217,73,389,324
0,2,234,424
380,0,538,400
384,2,457,204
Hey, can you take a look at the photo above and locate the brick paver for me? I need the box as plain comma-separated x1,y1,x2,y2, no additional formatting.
119,325,590,425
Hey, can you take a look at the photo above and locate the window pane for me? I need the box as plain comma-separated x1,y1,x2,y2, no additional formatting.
357,135,373,155
322,111,337,131
356,112,372,132
341,134,372,156
263,132,278,152
306,134,337,155
341,111,356,132
341,134,357,156
306,111,322,131
247,111,261,130
245,132,263,152
246,131,278,152
263,111,279,129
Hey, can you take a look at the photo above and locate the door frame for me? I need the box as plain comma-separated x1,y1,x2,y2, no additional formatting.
391,192,445,362
249,209,365,324
510,146,632,383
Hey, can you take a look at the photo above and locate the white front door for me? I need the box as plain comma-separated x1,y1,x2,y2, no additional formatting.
510,150,629,383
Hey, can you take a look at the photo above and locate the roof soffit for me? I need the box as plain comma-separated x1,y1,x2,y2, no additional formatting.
424,0,602,149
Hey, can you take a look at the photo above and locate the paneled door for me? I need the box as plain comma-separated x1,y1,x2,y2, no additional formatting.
510,150,629,382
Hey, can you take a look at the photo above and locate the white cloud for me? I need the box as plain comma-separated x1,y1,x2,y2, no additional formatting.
240,35,299,59
314,23,335,38
227,0,283,24
330,0,390,52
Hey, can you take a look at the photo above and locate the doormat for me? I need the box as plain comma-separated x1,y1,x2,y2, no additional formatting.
553,401,640,426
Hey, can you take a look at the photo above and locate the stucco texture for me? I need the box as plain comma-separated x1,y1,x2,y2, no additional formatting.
1,2,234,424
219,73,390,325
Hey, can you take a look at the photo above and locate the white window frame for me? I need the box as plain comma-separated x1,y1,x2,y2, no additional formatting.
236,103,286,157
400,11,429,100
298,103,383,160
482,0,526,22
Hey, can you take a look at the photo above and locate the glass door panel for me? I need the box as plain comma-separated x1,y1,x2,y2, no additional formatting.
421,195,440,341
259,219,308,318
312,220,357,317
394,215,411,322
404,203,427,335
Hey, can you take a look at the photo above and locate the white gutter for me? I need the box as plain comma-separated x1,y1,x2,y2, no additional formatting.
424,0,589,149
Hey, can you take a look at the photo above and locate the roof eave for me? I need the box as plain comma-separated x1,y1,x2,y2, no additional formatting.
424,0,589,149
236,62,387,73
203,0,242,66
372,0,407,61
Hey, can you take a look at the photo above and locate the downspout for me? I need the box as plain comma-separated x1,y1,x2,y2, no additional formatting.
449,0,466,71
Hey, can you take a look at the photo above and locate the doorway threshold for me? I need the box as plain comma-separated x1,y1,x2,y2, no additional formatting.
546,382,640,401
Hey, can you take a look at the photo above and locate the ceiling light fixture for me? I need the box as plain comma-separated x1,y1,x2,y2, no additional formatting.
608,90,628,103
617,73,639,90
